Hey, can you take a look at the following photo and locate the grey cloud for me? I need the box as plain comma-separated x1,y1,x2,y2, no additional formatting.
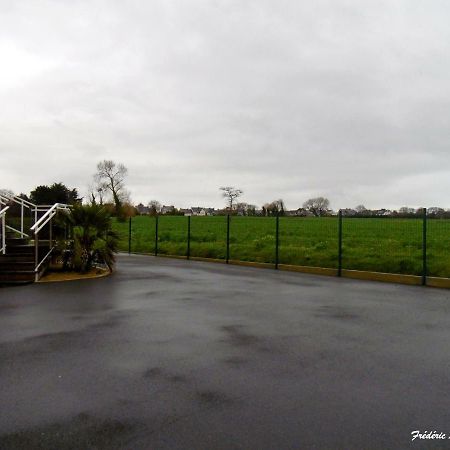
1,0,450,210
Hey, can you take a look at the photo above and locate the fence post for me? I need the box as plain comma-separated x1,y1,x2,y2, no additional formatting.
275,213,279,269
49,218,52,253
35,232,39,269
226,214,230,263
338,210,343,276
154,215,159,256
422,207,427,286
128,216,132,254
187,215,191,259
21,203,24,235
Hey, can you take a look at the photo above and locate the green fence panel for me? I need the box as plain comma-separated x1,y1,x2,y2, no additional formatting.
342,217,422,275
427,218,450,278
230,216,276,264
190,215,227,259
130,216,156,254
111,214,450,280
278,217,339,269
111,218,129,252
157,215,189,256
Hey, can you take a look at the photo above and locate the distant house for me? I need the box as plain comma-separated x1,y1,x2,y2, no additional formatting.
191,207,205,216
373,209,392,217
180,208,193,216
341,208,357,217
136,203,150,215
190,207,216,216
294,208,314,217
161,205,175,214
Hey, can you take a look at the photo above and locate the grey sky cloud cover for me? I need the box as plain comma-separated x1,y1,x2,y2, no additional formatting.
1,0,449,210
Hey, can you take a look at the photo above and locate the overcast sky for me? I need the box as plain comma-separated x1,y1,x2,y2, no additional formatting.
1,0,450,210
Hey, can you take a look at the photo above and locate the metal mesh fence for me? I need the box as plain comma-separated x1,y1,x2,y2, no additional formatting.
112,218,129,253
190,216,227,259
157,216,188,257
427,219,450,278
279,217,339,268
129,216,156,254
342,217,422,275
115,211,450,281
230,216,276,264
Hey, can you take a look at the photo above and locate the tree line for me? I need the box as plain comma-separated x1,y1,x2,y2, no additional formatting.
2,161,449,219
1,160,132,220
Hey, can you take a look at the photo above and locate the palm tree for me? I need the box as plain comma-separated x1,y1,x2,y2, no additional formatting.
65,204,119,273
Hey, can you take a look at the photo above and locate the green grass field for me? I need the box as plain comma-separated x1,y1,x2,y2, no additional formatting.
112,216,450,278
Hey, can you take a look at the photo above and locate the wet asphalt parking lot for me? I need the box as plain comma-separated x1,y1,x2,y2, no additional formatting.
1,254,450,449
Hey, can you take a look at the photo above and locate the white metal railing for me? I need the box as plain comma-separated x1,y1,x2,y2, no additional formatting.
0,193,53,237
30,203,70,234
0,194,33,239
5,225,28,238
0,206,9,254
0,192,71,280
30,203,71,281
35,247,55,273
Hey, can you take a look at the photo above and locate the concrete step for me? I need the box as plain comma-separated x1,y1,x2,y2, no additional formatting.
0,261,35,271
6,245,35,255
0,270,35,282
0,253,35,273
5,242,52,254
6,237,29,246
0,255,34,264
0,240,53,283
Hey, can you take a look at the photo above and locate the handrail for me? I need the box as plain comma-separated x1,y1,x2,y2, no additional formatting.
31,203,71,280
0,194,12,205
1,195,73,278
0,194,32,237
11,195,37,208
0,193,37,209
1,194,73,279
31,203,70,234
0,193,53,236
0,206,9,255
6,224,29,238
0,193,52,212
35,247,55,273
0,193,53,209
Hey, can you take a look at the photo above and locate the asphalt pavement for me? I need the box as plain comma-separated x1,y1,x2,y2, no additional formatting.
1,254,450,449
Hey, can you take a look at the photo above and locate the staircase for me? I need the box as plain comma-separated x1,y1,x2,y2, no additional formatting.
0,233,36,283
0,194,70,285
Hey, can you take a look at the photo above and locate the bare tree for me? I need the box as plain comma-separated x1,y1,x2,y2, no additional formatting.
262,199,286,216
95,160,128,217
234,202,259,216
87,183,107,205
303,197,330,217
398,206,415,215
398,206,416,214
220,186,243,210
148,200,162,216
428,207,445,217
